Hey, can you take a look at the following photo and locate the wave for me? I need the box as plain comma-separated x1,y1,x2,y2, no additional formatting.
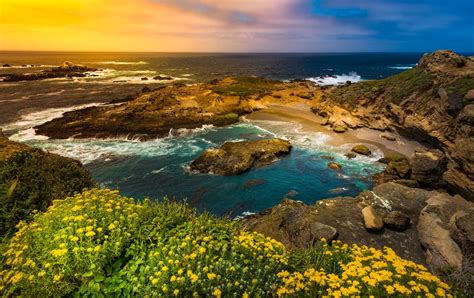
306,72,362,86
388,65,415,70
233,211,256,220
94,61,148,65
5,103,103,141
68,69,190,85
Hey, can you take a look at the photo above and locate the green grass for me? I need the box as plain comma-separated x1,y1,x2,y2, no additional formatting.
446,76,474,97
212,77,276,97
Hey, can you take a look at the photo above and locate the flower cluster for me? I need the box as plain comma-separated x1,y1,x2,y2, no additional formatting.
0,189,143,296
118,218,289,297
277,240,453,297
0,189,456,297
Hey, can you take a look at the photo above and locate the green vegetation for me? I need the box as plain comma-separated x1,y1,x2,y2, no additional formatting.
330,68,434,109
446,76,474,97
212,77,276,97
1,189,455,297
0,150,93,236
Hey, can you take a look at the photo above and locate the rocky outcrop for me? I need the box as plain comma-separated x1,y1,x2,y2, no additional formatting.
34,77,316,140
242,182,474,274
189,139,291,175
410,149,447,187
417,193,473,273
242,199,337,249
1,62,97,82
310,50,474,199
327,162,342,171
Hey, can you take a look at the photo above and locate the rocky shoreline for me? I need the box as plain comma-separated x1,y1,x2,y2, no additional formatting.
0,62,98,82
5,50,473,289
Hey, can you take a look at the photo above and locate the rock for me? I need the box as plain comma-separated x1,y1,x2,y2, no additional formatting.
141,77,148,81
450,138,474,179
241,199,338,249
362,206,384,231
419,50,467,70
328,162,342,171
242,179,266,189
321,155,335,161
410,149,447,187
464,89,474,101
457,104,474,124
380,133,396,141
2,64,11,67
333,126,347,133
383,211,410,231
345,152,357,159
1,62,96,82
417,193,473,273
351,145,372,156
439,87,464,115
450,210,474,254
153,75,173,81
443,166,474,201
378,152,408,164
189,139,291,175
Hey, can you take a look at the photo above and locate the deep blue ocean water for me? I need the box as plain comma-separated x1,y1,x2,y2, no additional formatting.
0,51,439,216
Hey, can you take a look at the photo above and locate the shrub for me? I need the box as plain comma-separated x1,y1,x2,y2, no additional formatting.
0,189,456,297
0,150,93,236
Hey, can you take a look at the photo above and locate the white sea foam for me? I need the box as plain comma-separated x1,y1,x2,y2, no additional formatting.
388,65,415,70
5,103,103,141
306,72,362,85
94,61,148,65
168,125,216,137
233,211,256,220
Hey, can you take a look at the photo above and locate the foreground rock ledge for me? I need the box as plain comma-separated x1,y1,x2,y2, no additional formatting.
189,138,291,175
241,182,474,274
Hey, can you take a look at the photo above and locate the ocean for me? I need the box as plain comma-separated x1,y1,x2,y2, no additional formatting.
0,52,429,216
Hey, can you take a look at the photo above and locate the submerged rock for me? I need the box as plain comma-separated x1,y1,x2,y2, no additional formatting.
189,138,291,175
242,179,266,189
327,162,342,171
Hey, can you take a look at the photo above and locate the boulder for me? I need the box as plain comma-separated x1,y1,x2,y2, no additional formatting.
457,104,474,124
189,138,291,175
443,166,474,201
328,162,342,171
380,133,396,141
450,210,474,255
410,149,447,187
464,89,474,101
450,138,474,179
153,75,173,81
417,193,473,273
351,145,372,156
333,126,347,133
439,87,464,115
362,206,384,231
2,64,11,67
383,211,410,231
345,152,357,159
241,199,338,249
141,77,148,81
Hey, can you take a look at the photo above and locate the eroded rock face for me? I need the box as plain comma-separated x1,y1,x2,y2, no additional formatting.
242,182,474,274
418,50,467,70
189,138,291,175
417,193,473,273
410,149,447,187
241,199,337,249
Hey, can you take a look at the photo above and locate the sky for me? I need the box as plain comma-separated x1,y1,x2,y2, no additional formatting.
0,0,473,52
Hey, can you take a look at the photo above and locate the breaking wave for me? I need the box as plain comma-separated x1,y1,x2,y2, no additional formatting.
306,72,362,85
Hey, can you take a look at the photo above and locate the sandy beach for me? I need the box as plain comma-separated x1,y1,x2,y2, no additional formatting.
246,103,427,157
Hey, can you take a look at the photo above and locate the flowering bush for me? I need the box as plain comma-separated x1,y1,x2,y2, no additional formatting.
0,188,456,296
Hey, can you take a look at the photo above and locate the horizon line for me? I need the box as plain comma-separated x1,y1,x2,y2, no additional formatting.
1,49,473,55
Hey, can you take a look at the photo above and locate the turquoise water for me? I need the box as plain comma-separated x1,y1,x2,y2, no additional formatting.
30,123,382,217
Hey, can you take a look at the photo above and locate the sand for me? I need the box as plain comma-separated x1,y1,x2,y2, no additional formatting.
246,103,426,157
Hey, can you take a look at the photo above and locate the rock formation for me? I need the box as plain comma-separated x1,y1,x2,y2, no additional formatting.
1,62,97,82
189,138,291,175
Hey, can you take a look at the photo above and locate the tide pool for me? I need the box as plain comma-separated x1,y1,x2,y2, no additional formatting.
29,123,383,217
